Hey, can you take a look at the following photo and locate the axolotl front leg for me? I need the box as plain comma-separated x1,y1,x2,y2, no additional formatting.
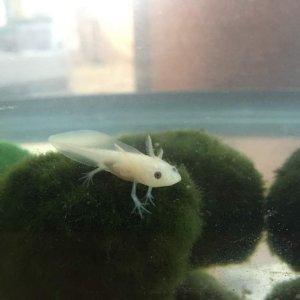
141,135,163,207
131,181,151,218
81,167,151,218
143,187,156,207
80,166,150,218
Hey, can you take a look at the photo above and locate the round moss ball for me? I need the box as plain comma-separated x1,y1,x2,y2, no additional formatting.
0,152,202,300
122,130,264,266
0,141,29,175
265,278,300,300
176,269,240,300
266,149,300,271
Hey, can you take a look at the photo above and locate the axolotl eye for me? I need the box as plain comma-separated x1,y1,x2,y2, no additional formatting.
154,171,162,179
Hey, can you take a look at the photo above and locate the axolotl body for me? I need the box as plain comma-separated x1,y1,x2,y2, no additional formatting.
49,130,181,218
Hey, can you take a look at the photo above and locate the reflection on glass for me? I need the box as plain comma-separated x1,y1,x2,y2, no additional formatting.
0,0,134,96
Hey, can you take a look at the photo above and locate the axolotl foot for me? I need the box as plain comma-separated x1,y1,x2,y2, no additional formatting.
79,167,103,187
131,200,151,219
131,182,151,219
79,172,94,186
143,187,156,207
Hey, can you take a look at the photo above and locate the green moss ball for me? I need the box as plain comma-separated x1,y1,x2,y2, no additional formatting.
265,278,300,300
176,269,240,300
0,152,201,300
122,130,264,266
266,149,300,271
0,141,29,175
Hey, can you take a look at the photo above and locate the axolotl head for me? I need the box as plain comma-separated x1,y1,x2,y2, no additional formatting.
137,157,182,188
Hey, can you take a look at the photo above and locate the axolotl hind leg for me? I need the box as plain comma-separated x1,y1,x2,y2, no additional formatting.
79,167,103,186
131,181,151,218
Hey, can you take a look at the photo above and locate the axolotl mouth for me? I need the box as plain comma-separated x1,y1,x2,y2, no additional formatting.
167,166,182,186
174,172,182,184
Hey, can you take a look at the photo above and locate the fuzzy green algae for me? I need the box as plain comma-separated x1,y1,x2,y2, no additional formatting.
265,278,300,300
0,141,29,175
266,148,300,271
122,130,264,266
0,150,202,300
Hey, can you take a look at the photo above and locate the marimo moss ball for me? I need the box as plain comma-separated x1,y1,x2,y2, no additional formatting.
0,152,201,300
122,130,264,266
0,141,29,175
176,269,240,300
266,149,300,271
265,278,300,300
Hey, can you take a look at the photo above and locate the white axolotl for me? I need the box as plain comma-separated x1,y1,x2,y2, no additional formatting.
48,130,181,218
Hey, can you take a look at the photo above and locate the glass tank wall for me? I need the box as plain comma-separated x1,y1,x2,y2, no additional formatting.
0,1,300,300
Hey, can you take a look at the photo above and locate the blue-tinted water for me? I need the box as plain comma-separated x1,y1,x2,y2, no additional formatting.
1,91,300,142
